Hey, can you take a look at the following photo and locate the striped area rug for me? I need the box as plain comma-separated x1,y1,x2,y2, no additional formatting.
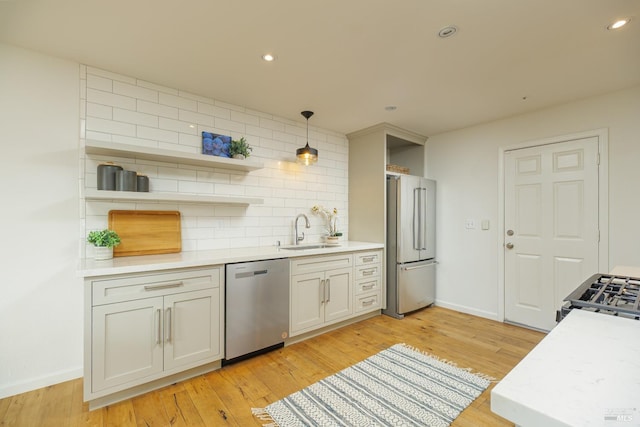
252,343,492,427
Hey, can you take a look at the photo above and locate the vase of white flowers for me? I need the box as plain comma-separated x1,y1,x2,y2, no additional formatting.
311,205,342,244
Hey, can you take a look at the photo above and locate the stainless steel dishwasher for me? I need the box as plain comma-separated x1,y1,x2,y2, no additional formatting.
224,258,290,364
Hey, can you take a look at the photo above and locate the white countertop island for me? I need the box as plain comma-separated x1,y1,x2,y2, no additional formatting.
491,308,640,427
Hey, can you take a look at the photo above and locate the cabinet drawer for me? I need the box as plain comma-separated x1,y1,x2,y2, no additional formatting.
291,254,353,275
355,250,382,266
355,264,381,280
354,292,381,313
355,277,381,295
91,267,221,306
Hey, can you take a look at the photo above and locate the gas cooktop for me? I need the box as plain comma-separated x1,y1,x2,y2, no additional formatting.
558,273,640,321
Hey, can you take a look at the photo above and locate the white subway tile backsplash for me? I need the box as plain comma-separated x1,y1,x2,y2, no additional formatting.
259,117,286,132
82,65,350,250
87,67,136,84
113,81,158,102
197,102,231,120
179,133,201,148
137,100,179,119
114,108,158,127
137,125,179,144
159,92,198,112
178,90,214,104
87,102,112,119
87,88,136,110
230,110,260,126
87,116,136,136
179,109,214,127
87,74,113,92
136,79,179,95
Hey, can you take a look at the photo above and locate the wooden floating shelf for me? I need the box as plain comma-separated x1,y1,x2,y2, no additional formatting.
84,189,263,206
85,140,264,172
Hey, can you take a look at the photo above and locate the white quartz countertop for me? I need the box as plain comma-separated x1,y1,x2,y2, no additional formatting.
491,309,640,427
78,241,384,277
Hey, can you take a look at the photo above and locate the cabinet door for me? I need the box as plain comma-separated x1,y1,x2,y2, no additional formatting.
163,288,221,372
290,272,324,335
92,297,164,393
324,267,353,323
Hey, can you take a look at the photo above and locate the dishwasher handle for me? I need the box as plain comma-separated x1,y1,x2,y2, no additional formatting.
235,269,268,279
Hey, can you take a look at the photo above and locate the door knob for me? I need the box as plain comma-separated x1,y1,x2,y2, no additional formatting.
505,242,514,249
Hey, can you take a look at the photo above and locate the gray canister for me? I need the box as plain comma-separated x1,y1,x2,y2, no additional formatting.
97,163,123,190
136,174,149,192
115,170,138,191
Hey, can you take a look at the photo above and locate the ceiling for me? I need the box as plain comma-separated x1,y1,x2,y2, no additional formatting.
1,0,639,137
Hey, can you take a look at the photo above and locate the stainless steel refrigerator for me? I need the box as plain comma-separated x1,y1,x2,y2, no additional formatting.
383,175,436,319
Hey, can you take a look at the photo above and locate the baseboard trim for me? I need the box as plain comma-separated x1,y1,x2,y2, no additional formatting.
0,367,82,400
435,300,499,321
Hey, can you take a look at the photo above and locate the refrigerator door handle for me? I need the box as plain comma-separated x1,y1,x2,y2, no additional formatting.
402,261,436,271
420,187,427,250
413,188,419,250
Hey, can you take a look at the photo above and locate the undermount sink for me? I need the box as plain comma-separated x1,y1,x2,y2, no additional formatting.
280,244,332,250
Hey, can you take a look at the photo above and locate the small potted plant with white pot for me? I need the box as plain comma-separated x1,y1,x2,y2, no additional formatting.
87,229,121,260
229,137,253,160
311,205,342,244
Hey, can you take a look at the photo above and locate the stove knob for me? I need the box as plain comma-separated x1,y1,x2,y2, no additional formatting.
505,242,514,249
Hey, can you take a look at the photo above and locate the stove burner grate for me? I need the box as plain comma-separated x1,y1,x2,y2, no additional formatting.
559,274,640,320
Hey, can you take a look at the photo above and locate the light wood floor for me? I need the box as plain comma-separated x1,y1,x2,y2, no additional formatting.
0,306,545,426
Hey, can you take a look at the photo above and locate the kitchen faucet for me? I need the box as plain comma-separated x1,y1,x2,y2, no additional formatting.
294,213,310,245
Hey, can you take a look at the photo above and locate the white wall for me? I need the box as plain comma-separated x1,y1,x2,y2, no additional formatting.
0,43,350,398
80,67,349,257
427,86,640,319
0,43,81,397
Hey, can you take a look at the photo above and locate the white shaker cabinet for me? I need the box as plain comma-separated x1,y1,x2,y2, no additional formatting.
290,254,354,336
85,266,224,408
354,250,383,313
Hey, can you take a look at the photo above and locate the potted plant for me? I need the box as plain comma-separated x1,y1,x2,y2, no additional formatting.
229,137,252,160
311,205,342,244
87,229,121,260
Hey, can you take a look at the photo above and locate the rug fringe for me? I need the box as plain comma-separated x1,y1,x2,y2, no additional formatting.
251,408,279,427
398,343,496,381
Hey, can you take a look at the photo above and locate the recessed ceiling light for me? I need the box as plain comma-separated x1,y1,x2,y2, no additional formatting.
262,53,276,62
438,26,458,38
607,18,630,30
385,105,397,111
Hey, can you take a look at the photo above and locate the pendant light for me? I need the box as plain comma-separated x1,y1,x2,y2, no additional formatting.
296,110,318,165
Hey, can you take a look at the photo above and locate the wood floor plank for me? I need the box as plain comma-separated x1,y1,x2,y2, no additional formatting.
0,306,545,427
38,381,75,426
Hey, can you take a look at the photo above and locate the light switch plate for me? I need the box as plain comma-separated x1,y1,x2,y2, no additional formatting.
481,219,490,230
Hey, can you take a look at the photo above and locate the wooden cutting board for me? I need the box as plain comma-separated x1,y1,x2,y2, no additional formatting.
108,210,181,257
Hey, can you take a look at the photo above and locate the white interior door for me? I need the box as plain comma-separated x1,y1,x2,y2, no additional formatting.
504,137,599,331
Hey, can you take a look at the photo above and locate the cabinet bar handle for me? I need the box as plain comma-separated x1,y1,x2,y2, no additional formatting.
165,307,172,343
362,256,375,263
362,283,375,290
155,309,161,344
362,269,375,276
320,279,325,304
362,299,375,307
144,281,184,291
326,279,331,303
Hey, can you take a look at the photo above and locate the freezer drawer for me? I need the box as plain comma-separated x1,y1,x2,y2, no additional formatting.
397,260,436,314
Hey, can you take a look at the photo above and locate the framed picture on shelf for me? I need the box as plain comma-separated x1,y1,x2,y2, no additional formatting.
202,132,231,157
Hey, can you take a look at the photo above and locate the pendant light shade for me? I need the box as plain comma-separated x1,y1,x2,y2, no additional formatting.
297,110,318,165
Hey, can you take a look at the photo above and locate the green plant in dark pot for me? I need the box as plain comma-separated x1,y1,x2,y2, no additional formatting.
229,137,252,159
87,229,121,260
